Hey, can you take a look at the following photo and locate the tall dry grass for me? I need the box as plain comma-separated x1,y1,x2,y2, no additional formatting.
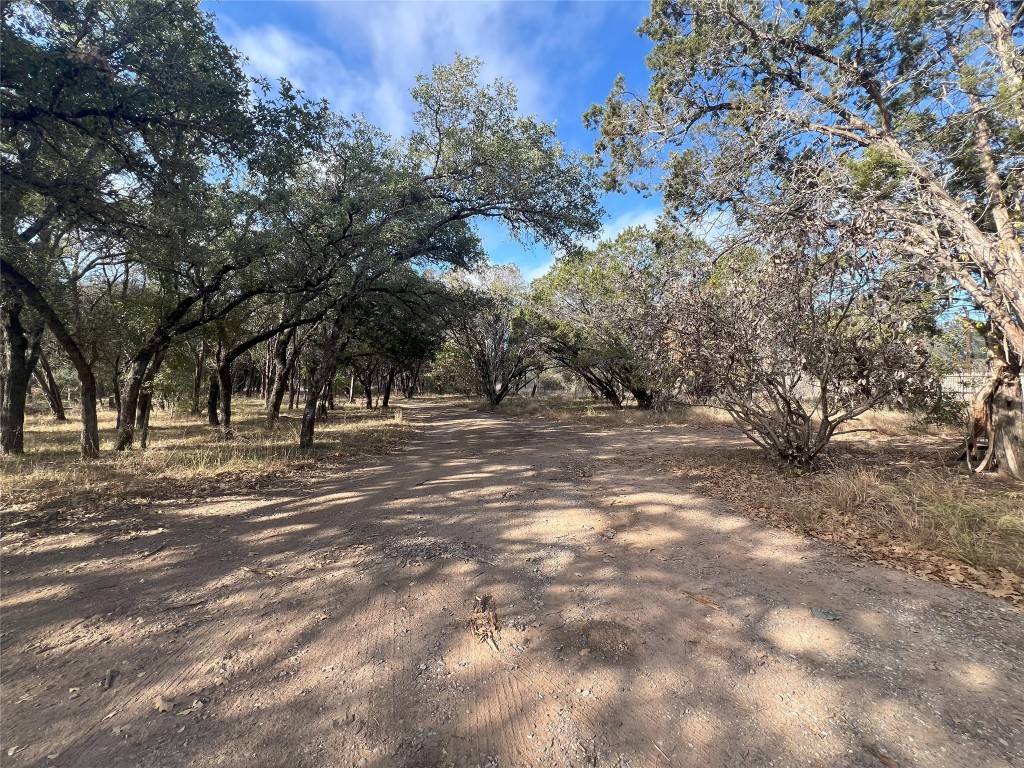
667,443,1023,576
1,399,409,522
487,394,734,428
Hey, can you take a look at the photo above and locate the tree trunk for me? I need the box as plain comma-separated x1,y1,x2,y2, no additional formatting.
1,260,99,457
348,372,356,403
112,352,123,430
80,370,101,458
136,348,166,450
288,367,299,410
268,358,293,421
218,361,234,438
192,342,206,414
629,387,655,410
208,374,220,425
317,379,331,418
34,351,66,420
268,330,299,421
115,347,160,451
299,329,348,451
990,371,1022,479
381,367,397,408
1,299,43,454
964,354,1022,479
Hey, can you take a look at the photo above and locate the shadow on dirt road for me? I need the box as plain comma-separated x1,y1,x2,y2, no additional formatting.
2,400,1022,767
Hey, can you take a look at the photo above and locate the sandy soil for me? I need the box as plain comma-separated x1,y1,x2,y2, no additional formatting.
2,401,1022,768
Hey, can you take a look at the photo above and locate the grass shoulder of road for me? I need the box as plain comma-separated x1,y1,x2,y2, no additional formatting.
0,398,412,531
493,395,1024,607
479,393,733,428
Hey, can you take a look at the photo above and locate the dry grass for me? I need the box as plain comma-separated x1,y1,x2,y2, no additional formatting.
843,408,953,438
0,399,410,525
664,439,1024,601
487,394,734,428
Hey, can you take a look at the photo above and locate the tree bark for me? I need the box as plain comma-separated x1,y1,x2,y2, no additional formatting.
381,367,397,408
299,327,348,450
1,259,99,457
267,328,298,421
1,298,43,454
191,342,206,414
983,0,1024,128
136,347,166,450
33,351,66,420
990,371,1023,479
288,369,298,410
112,351,122,429
628,386,655,410
208,374,220,425
218,360,235,438
114,345,162,450
969,356,1024,479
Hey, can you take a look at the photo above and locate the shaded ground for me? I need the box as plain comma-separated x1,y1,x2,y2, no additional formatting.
2,401,1022,767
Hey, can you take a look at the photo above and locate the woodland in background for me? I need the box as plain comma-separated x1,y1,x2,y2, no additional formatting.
2,0,1022,480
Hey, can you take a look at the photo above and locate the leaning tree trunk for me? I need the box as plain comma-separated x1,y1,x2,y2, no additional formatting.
115,345,163,450
136,348,167,450
1,299,43,455
34,351,66,420
2,260,99,457
299,328,348,450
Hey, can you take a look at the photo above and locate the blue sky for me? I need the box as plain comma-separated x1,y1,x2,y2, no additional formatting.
203,0,661,280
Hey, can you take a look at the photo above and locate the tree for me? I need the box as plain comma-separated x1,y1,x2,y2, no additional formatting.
671,170,941,466
531,226,704,409
448,265,539,406
588,0,1024,475
0,294,43,453
2,0,263,456
287,58,602,449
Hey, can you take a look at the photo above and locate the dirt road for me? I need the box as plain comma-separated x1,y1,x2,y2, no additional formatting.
2,401,1022,767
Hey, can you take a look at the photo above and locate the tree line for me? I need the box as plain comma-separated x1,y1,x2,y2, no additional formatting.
0,0,601,457
3,0,1020,479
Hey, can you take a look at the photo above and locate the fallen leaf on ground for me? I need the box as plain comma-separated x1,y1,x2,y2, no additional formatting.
152,695,175,713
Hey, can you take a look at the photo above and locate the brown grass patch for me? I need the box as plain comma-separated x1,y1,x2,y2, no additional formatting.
486,394,734,428
0,399,410,529
663,438,1024,605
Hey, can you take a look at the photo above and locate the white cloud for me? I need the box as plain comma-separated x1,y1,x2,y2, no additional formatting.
312,1,568,132
599,208,663,241
217,1,621,137
523,258,555,284
219,19,376,120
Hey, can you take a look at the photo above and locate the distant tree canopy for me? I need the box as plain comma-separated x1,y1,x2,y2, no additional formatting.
446,264,540,407
587,0,1023,475
1,0,602,457
530,226,707,409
